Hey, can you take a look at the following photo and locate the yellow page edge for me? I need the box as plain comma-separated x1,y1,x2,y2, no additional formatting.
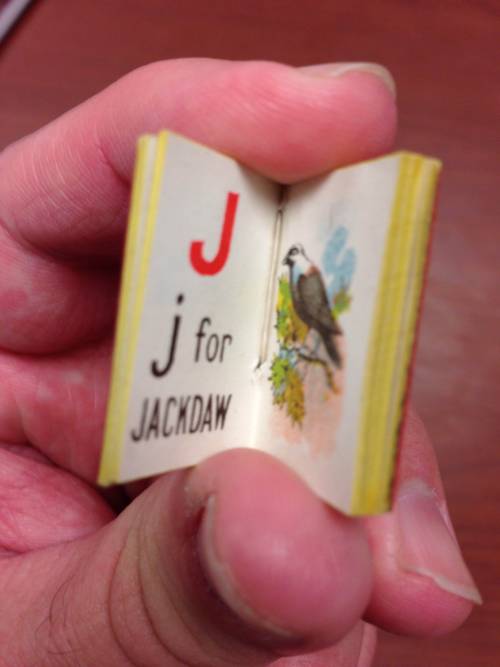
364,156,421,508
378,158,441,499
98,131,170,485
351,153,441,515
352,154,418,513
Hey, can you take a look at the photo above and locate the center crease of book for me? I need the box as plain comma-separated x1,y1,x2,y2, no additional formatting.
256,186,286,368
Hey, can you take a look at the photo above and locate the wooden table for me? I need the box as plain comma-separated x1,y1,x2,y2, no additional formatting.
1,1,498,664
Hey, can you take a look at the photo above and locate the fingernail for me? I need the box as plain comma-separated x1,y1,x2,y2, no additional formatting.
396,479,482,605
301,62,396,97
198,495,294,638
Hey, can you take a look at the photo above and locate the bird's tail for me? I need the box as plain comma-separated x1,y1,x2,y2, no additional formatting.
322,331,342,369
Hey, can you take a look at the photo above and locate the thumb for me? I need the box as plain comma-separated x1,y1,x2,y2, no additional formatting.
2,451,372,666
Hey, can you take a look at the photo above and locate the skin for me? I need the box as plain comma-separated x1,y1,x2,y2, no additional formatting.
0,59,474,666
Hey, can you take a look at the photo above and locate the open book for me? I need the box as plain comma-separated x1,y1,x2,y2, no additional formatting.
98,131,440,515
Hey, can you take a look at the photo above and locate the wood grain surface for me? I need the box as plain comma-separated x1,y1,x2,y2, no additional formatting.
1,1,498,665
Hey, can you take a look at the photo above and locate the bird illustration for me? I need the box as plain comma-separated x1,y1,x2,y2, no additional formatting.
282,244,343,368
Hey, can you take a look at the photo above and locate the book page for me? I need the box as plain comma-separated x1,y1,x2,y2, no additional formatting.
101,133,280,484
255,155,401,513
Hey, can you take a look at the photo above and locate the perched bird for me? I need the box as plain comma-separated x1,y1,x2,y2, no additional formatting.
283,244,343,368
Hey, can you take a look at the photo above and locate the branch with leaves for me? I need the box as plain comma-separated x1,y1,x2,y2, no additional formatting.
270,271,350,425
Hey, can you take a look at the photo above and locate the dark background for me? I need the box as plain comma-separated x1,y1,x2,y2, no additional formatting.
1,1,498,665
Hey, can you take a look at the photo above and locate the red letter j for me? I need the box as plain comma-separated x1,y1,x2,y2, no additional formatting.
189,192,239,276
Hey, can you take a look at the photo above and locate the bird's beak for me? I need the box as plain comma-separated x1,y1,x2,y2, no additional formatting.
282,256,289,266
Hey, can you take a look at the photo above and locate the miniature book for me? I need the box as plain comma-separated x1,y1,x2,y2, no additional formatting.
98,131,441,515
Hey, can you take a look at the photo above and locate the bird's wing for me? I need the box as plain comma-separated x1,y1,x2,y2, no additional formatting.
297,271,343,335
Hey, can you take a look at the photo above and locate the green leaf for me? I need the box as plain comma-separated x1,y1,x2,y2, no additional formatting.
284,366,305,424
332,287,352,317
270,356,289,394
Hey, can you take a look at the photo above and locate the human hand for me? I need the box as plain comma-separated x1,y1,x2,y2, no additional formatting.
0,59,480,666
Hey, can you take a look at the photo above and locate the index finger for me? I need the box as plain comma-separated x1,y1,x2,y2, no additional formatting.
0,59,396,260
